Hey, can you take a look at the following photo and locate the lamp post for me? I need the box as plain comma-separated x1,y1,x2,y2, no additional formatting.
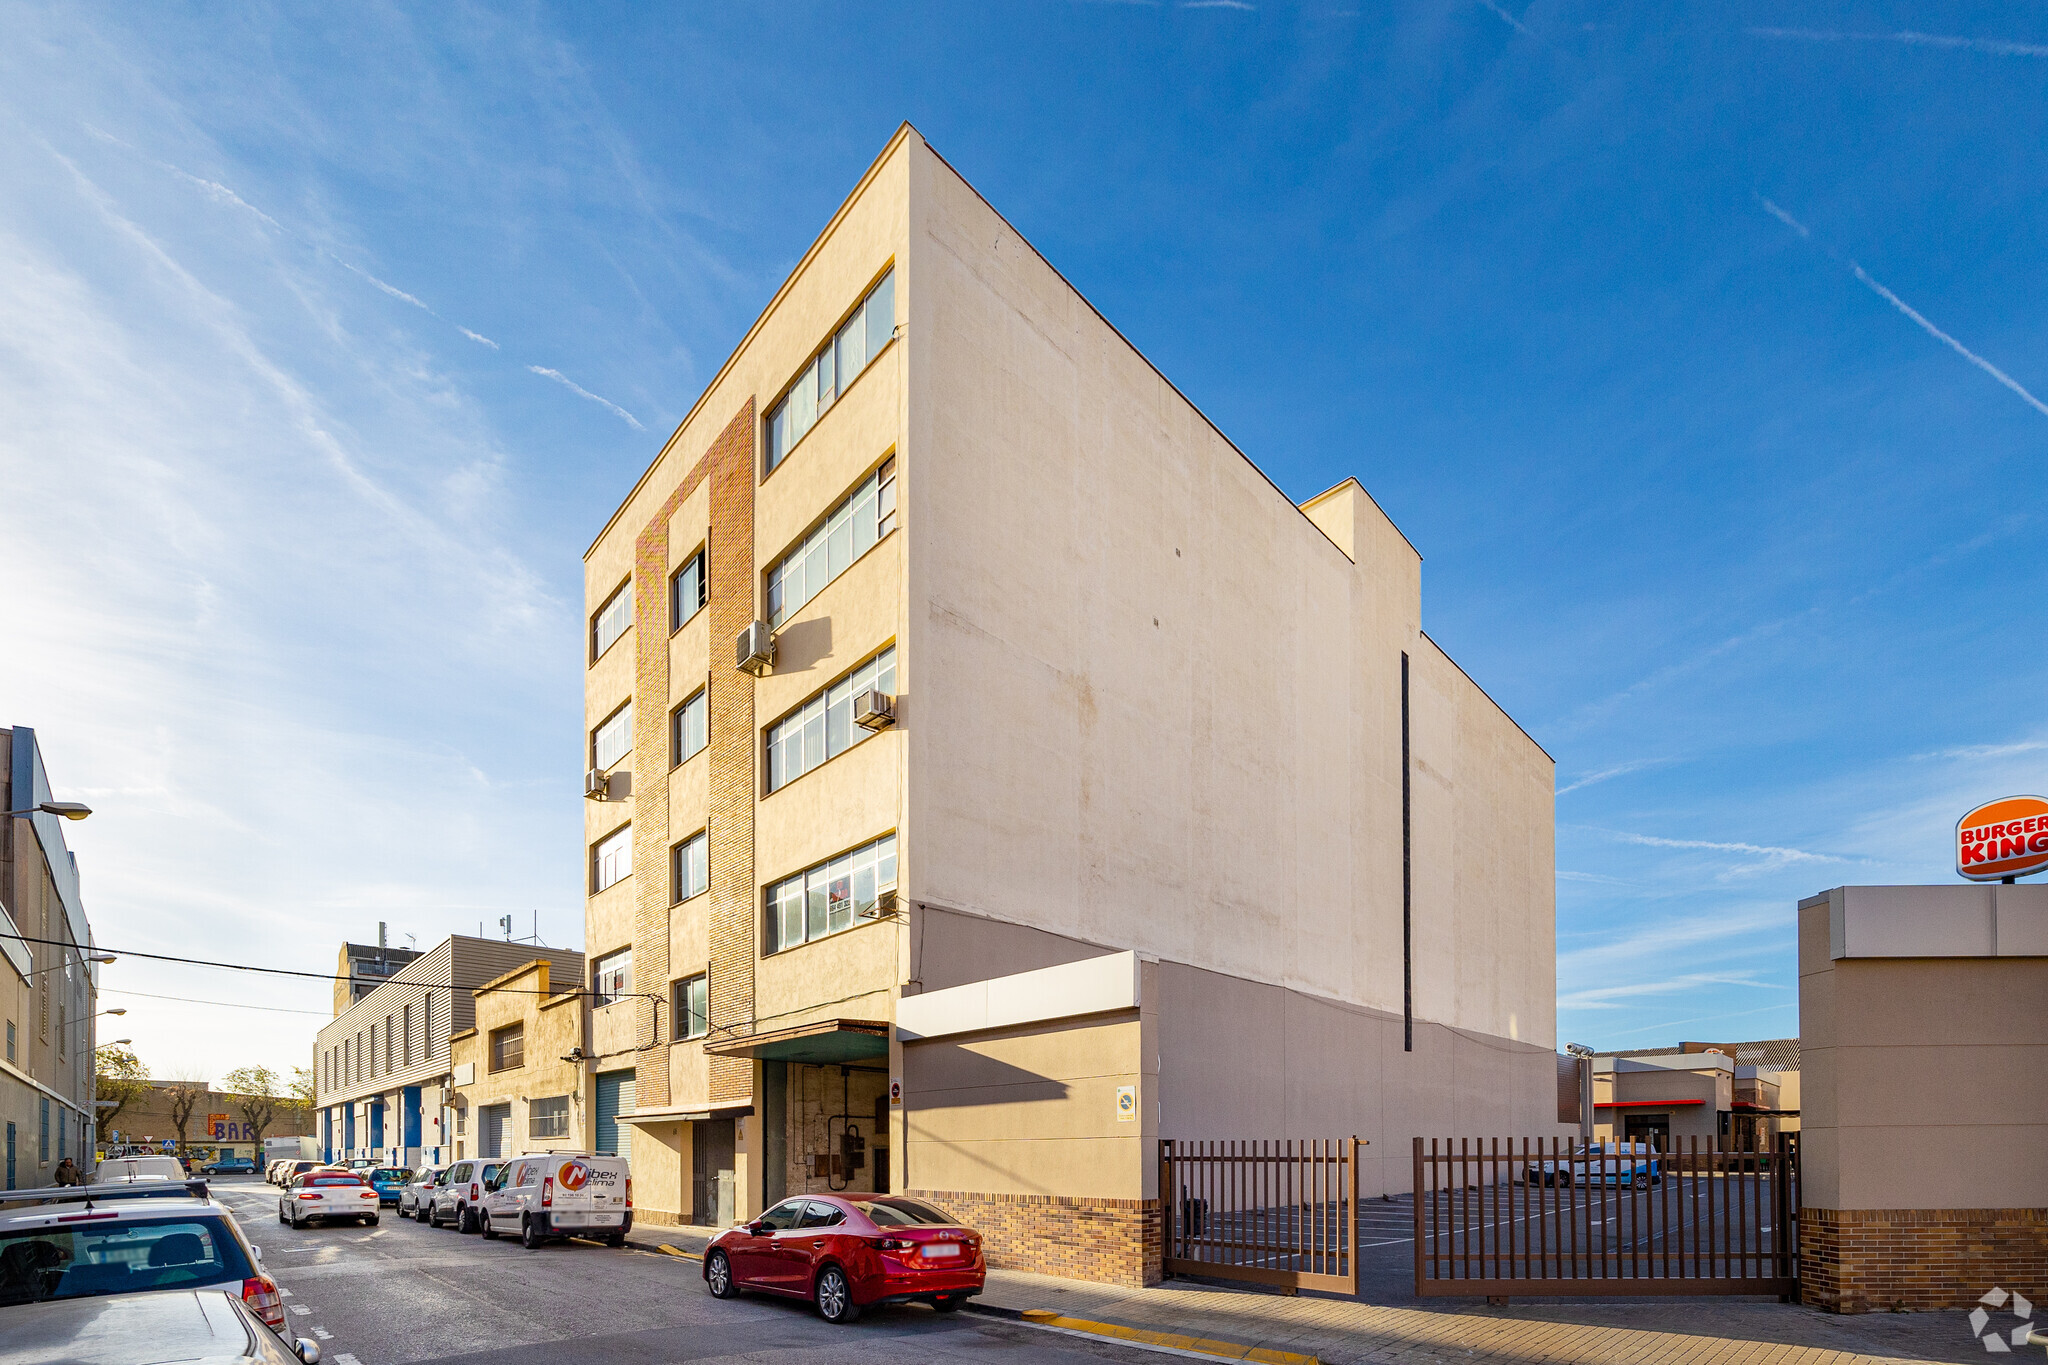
1,801,92,820
1565,1043,1596,1143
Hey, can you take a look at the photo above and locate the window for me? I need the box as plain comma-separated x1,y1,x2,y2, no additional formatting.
766,459,896,628
489,1024,524,1073
767,647,896,792
385,1015,394,1072
593,949,633,1007
593,824,632,893
424,994,436,1058
0,1217,255,1305
672,831,709,903
765,269,895,474
766,833,897,953
670,550,706,630
368,1024,377,1077
402,1003,413,1067
674,974,709,1040
5,1020,12,1063
592,701,633,771
39,1097,48,1163
591,581,632,662
529,1096,570,1141
672,689,707,767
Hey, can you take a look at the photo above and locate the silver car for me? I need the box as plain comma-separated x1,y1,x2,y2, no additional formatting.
397,1165,444,1220
278,1171,381,1228
0,1288,320,1365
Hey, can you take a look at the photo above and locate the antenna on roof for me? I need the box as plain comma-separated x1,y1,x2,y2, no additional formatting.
498,914,513,941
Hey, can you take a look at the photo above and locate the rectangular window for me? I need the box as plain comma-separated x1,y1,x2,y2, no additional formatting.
402,1003,413,1068
593,824,632,893
765,269,895,474
672,831,709,903
591,581,632,662
674,974,709,1040
424,995,436,1058
368,1024,377,1077
767,833,897,953
385,1015,394,1072
5,1020,13,1063
593,949,633,1007
529,1096,570,1140
489,1024,524,1073
670,550,706,631
765,458,896,628
672,689,707,766
767,647,896,792
592,700,633,771
39,1097,48,1163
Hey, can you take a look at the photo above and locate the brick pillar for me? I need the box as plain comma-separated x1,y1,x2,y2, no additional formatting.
631,401,757,1112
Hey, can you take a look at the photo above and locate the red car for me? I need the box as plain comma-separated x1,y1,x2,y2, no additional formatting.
702,1193,983,1323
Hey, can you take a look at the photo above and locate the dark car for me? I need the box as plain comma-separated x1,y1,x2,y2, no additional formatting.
703,1194,983,1324
0,1288,321,1365
203,1156,260,1176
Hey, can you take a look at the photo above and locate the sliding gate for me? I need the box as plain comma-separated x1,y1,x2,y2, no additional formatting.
1413,1136,1799,1298
1160,1139,1362,1293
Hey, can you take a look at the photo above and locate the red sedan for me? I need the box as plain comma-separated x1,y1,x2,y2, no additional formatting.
703,1193,984,1324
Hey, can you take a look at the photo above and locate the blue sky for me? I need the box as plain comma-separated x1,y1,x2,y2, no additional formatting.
2,2,2042,1079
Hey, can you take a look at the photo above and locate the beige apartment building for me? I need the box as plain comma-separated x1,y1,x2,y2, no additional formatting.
582,124,1559,1283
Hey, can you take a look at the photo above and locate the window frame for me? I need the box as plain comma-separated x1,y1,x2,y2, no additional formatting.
592,948,633,1007
591,698,633,772
592,822,633,895
669,548,707,632
671,687,708,768
764,454,897,630
489,1023,524,1074
671,830,709,904
529,1095,570,1141
764,832,899,955
763,267,897,479
763,644,897,795
673,973,709,1041
589,578,633,665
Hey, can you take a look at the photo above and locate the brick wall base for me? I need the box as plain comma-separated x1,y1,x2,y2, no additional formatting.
907,1189,1162,1287
1801,1206,2048,1312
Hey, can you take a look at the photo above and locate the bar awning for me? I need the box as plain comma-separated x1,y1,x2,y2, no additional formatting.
703,1018,889,1065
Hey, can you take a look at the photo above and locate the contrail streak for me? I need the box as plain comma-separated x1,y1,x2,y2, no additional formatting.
1477,0,1531,36
1749,27,2048,58
528,366,644,430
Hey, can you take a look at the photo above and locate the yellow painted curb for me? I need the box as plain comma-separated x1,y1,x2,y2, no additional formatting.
657,1243,702,1260
1017,1311,1318,1365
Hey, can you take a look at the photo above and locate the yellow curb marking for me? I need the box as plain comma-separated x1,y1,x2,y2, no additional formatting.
1019,1311,1318,1365
657,1244,703,1260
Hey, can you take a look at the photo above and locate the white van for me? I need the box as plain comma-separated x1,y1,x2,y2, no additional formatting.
478,1153,631,1249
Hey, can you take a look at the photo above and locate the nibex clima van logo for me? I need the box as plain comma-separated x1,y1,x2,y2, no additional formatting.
1955,796,2048,881
1969,1287,2035,1353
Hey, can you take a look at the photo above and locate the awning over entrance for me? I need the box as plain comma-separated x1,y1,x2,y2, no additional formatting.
616,1101,753,1126
702,1018,889,1066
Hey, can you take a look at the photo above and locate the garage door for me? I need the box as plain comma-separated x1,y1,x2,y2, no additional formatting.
481,1104,511,1159
595,1070,634,1161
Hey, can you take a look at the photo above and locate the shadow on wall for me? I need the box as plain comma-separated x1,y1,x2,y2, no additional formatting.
902,1049,1070,1110
771,616,834,675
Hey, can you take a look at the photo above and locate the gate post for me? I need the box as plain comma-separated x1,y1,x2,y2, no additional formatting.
1348,1136,1362,1295
1158,1138,1174,1283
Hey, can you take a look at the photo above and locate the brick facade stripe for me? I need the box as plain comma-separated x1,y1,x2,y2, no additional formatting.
1799,1206,2048,1312
907,1189,1163,1288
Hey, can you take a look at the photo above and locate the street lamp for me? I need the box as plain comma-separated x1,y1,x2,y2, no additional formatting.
0,801,92,820
96,1039,132,1049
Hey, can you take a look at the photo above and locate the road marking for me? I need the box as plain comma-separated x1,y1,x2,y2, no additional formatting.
289,1304,312,1316
313,1328,333,1341
332,1355,362,1365
279,1288,295,1298
1012,1311,1318,1365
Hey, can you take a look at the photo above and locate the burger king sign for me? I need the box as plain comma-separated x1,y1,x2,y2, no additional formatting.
1955,795,2048,882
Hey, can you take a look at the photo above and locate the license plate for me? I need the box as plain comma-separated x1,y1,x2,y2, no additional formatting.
922,1243,961,1258
587,1212,618,1224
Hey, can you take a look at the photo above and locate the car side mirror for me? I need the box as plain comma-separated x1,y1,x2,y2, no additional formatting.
295,1338,322,1364
745,1221,766,1235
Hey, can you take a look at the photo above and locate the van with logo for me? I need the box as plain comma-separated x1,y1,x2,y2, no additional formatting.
478,1153,631,1249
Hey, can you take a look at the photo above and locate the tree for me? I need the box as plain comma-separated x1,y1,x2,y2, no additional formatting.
220,1065,284,1151
164,1074,210,1152
288,1066,315,1111
95,1046,148,1145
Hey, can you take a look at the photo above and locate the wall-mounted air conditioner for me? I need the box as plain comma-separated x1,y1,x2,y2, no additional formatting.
854,690,895,731
859,889,898,921
584,768,608,800
736,620,775,676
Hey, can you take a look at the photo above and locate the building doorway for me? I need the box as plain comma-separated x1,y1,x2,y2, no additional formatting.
480,1104,510,1159
595,1070,635,1160
692,1118,735,1228
1623,1113,1670,1150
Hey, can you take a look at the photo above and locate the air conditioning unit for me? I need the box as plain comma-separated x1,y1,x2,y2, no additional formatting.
858,890,897,921
854,689,895,731
584,768,609,800
736,620,775,676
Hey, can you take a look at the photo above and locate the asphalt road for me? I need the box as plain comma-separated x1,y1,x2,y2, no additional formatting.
209,1178,1165,1365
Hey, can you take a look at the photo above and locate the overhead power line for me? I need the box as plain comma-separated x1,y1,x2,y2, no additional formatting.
101,987,332,1017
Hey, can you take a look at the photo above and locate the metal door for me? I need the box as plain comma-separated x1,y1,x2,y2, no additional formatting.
481,1105,510,1159
693,1117,736,1226
595,1071,634,1160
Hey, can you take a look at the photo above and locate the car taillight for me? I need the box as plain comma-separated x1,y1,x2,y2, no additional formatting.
242,1275,285,1330
624,1176,632,1210
871,1237,909,1251
359,1191,376,1198
296,1192,321,1200
542,1176,553,1208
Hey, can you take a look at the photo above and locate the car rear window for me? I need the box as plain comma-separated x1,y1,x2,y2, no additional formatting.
371,1169,412,1182
852,1199,958,1227
0,1216,253,1306
307,1175,365,1187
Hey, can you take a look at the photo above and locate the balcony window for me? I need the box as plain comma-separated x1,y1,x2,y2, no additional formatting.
765,269,895,474
767,833,897,953
765,458,895,628
767,647,896,792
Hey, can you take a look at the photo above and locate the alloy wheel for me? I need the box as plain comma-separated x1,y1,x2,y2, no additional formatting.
817,1267,858,1324
706,1251,736,1298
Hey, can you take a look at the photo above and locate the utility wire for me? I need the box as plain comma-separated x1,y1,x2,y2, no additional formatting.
101,987,332,1017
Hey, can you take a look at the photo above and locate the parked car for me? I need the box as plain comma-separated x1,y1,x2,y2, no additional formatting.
703,1194,983,1324
398,1167,444,1221
265,1161,286,1185
0,1177,286,1332
203,1156,260,1176
344,1159,377,1173
0,1287,320,1365
95,1156,189,1184
1523,1141,1662,1187
274,1161,324,1189
426,1160,503,1232
478,1153,631,1249
277,1172,380,1229
365,1168,413,1207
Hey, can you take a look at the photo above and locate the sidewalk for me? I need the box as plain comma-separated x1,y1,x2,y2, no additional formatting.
629,1225,1986,1364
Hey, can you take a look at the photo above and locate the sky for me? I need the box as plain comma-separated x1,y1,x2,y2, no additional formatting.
1,1,2042,1082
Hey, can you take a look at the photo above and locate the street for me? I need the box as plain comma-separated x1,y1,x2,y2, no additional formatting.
209,1179,1169,1365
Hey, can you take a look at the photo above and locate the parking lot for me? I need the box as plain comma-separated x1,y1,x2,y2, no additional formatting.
207,1177,1169,1365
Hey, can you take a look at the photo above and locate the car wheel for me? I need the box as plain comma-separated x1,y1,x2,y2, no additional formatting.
278,1203,288,1225
481,1212,498,1240
815,1265,861,1324
522,1216,543,1251
458,1204,477,1234
365,1216,380,1226
418,1202,433,1224
705,1250,739,1299
605,1232,626,1249
932,1294,964,1313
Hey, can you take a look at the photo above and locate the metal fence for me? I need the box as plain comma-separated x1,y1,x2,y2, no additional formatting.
1413,1136,1799,1298
1160,1138,1362,1294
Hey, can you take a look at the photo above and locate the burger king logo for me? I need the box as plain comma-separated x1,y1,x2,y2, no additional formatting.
557,1160,589,1192
1956,796,2048,882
